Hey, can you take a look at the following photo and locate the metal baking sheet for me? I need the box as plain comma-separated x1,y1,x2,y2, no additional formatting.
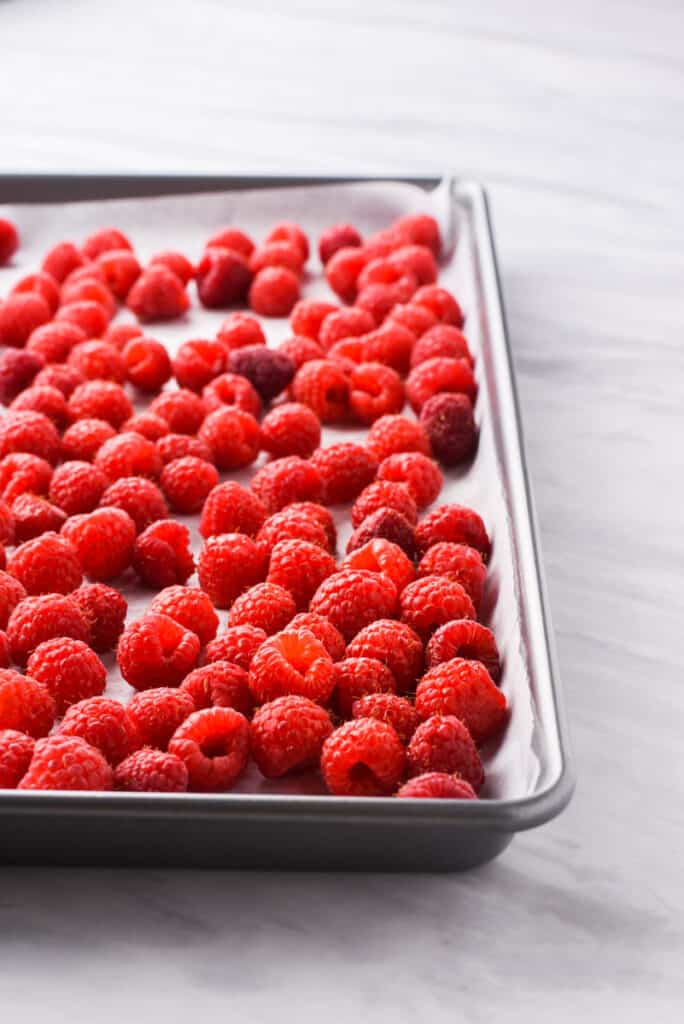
0,174,574,870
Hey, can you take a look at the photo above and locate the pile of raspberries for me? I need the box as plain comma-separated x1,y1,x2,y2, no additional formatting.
0,210,508,800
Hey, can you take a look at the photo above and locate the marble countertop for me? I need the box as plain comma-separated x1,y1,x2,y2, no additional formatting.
1,0,682,1019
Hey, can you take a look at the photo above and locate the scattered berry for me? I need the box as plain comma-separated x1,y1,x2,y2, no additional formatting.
68,380,133,429
352,480,417,528
133,519,194,588
342,537,415,594
349,362,404,424
41,241,86,283
248,628,335,705
366,414,431,461
378,452,442,508
157,433,213,466
169,707,249,792
255,507,331,557
95,431,162,483
0,668,56,737
0,452,53,504
251,696,332,778
126,687,195,749
310,569,397,642
103,322,143,349
117,613,200,690
417,543,486,611
347,619,423,694
61,418,116,462
415,658,507,745
362,324,414,375
386,302,437,338
415,504,491,560
6,592,89,664
229,582,296,635
0,410,60,465
407,357,477,413
291,359,350,422
227,345,295,403
27,637,106,715
62,507,136,581
419,392,477,465
346,508,416,561
321,718,405,796
59,696,139,765
82,227,132,260
127,265,189,320
290,299,338,340
250,240,304,275
334,656,396,718
123,335,172,392
149,250,195,285
100,476,169,533
410,324,473,368
0,729,35,788
198,407,260,471
266,539,337,612
251,456,323,514
198,533,264,609
0,218,19,264
122,411,170,441
202,372,262,418
407,714,483,791
0,293,51,347
288,612,346,661
49,460,107,516
200,481,266,539
351,693,419,744
7,532,82,595
426,620,500,682
310,443,378,505
72,583,127,652
97,248,142,300
11,270,60,314
400,575,475,640
114,748,188,792
396,772,476,799
204,624,267,671
318,307,375,351
260,402,321,459
10,383,69,429
319,223,362,265
33,362,84,398
181,661,253,718
325,246,367,303
0,349,44,404
412,284,464,326
160,456,218,514
205,227,254,260
216,311,265,351
149,388,206,434
11,495,66,543
173,338,227,392
56,299,110,338
265,221,309,262
196,247,252,308
19,734,112,791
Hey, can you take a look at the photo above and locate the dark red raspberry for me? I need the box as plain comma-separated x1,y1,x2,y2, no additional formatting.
407,714,483,791
324,246,368,303
95,431,162,483
415,504,491,560
196,247,252,308
100,476,169,533
57,299,111,338
400,575,475,640
251,456,324,514
351,693,419,744
406,357,477,413
169,706,249,791
61,418,116,462
227,346,295,403
310,443,378,505
412,285,463,326
117,612,200,690
318,307,375,352
133,519,194,588
0,218,19,264
0,668,56,737
49,460,107,516
318,223,362,265
288,612,345,661
204,625,267,671
103,322,143,349
68,380,133,429
205,228,255,260
255,508,330,558
62,507,136,581
334,656,396,718
348,362,404,424
290,300,338,340
265,221,309,261
7,532,82,596
181,661,252,718
0,729,35,788
352,481,417,528
347,619,423,694
426,620,500,682
416,658,507,745
417,543,486,611
378,452,442,508
7,593,89,665
250,695,332,778
291,359,350,423
366,415,431,462
387,302,438,338
27,637,106,715
72,582,127,652
11,495,66,543
199,481,266,539
19,734,112,791
410,324,473,368
419,392,477,466
149,388,206,434
216,311,265,351
0,349,44,404
266,539,337,613
127,265,189,321
346,509,416,561
0,293,51,347
122,411,169,441
0,452,53,504
0,410,60,465
114,748,188,792
97,249,142,300
10,384,69,428
149,250,195,285
198,407,260,471
198,533,264,609
260,402,321,459
82,227,132,260
11,270,60,315
321,717,405,796
397,772,476,799
157,433,213,466
228,581,295,635
248,628,335,705
342,537,415,595
173,338,227,392
33,363,84,398
149,585,218,646
310,569,397,643
0,571,26,630
26,320,84,364
59,696,138,765
126,687,195,749
160,456,218,514
202,372,262,418
123,335,172,392
41,241,86,283
250,240,304,276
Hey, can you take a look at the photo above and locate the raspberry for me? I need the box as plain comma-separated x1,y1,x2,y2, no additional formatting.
412,285,464,327
122,411,169,441
97,249,142,300
260,402,321,459
196,247,252,308
310,569,397,643
400,575,475,640
200,481,266,539
33,363,84,398
216,312,265,351
126,687,195,749
0,452,53,504
147,586,217,648
82,227,132,260
251,456,323,514
318,223,362,265
61,279,116,320
0,502,13,545
348,362,404,425
419,392,477,466
255,507,332,558
0,571,26,630
366,415,431,461
356,278,417,325
417,543,486,611
181,661,253,718
324,247,367,303
205,228,255,260
117,612,200,690
72,582,127,652
49,461,107,516
169,706,249,791
61,418,116,462
288,502,337,550
397,772,476,799
318,307,375,351
100,476,169,533
58,696,138,765
11,271,60,315
157,433,213,466
19,734,112,791
290,300,338,340
68,380,133,428
378,451,442,508
415,504,491,560
198,533,264,609
0,293,51,347
95,431,162,483
127,265,189,321
8,591,90,665
352,480,417,528
10,384,69,428
406,357,477,413
204,625,266,671
410,324,474,368
11,495,66,543
0,627,12,663
357,256,411,291
62,507,137,581
202,372,262,418
0,729,35,787
7,532,82,595
26,321,83,365
0,411,60,465
114,749,188,792
342,537,415,594
0,349,44,404
327,337,364,367
334,656,396,717
198,407,260,471
387,302,438,338
250,241,304,275
426,620,500,682
248,628,335,705
266,539,336,612
133,519,194,588
62,262,106,287
393,214,441,257
123,335,172,392
351,693,419,744
27,637,106,715
265,221,309,261
0,668,56,737
159,456,218,514
0,218,19,264
149,389,205,434
415,657,507,745
388,245,438,286
346,509,416,561
56,299,110,338
364,325,415,376
347,619,423,693
310,443,378,504
289,612,345,661
407,714,483,791
103,322,143,349
321,718,404,796
228,582,296,635
41,241,86,283
173,338,227,392
149,250,195,285
251,695,332,778
291,359,350,422
227,346,295,403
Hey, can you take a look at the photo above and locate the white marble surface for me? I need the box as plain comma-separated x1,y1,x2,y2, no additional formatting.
1,0,683,1019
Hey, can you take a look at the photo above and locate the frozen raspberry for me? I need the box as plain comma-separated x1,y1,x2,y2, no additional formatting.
204,624,266,671
0,452,53,504
318,222,362,264
19,734,112,791
0,729,34,787
147,585,218,647
95,432,162,483
126,687,195,749
159,456,217,515
11,270,60,315
181,661,252,718
27,637,105,715
198,533,264,609
216,312,265,351
198,407,260,471
196,247,252,308
289,612,345,661
82,227,132,260
123,335,172,392
342,537,415,594
397,772,476,799
62,262,106,288
415,504,490,560
287,501,337,550
378,452,442,508
0,668,56,737
56,299,110,338
0,502,13,546
348,362,404,425
327,337,363,367
412,284,463,326
72,582,127,652
100,476,168,533
61,278,116,320
97,248,142,300
251,456,323,514
122,411,169,441
0,571,26,630
169,706,249,791
33,363,84,398
352,481,417,528
103,322,143,349
228,582,296,635
400,575,475,640
362,325,414,376
61,418,116,462
149,388,205,434
250,240,304,275
202,372,262,418
291,359,350,423
406,357,477,413
346,509,416,561
419,392,477,466
41,241,86,283
26,322,83,366
310,569,397,643
324,247,367,303
248,628,335,705
347,619,423,693
310,443,378,505
393,214,441,257
334,656,396,717
200,481,266,540
356,278,417,325
49,461,107,516
10,384,68,428
205,227,255,260
426,620,500,682
226,347,294,404
318,308,374,352
173,338,227,392
417,543,486,611
59,697,138,765
157,433,213,466
357,255,411,291
0,349,44,404
351,693,419,744
248,266,299,316
410,324,473,368
407,714,483,791
255,509,329,559
0,218,19,264
11,495,66,543
133,519,194,588
416,658,507,745
386,302,438,338
149,250,195,285
266,539,336,612
127,265,189,321
260,402,321,460
117,612,200,690
322,717,404,796
0,293,51,348
388,245,438,285
68,380,133,429
279,329,324,367
114,748,188,792
265,221,309,261
290,300,339,340
0,411,60,465
7,532,82,596
366,415,431,462
62,507,136,581
251,695,332,778
7,592,89,664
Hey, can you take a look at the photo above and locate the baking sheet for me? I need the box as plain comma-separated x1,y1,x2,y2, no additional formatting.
0,179,538,801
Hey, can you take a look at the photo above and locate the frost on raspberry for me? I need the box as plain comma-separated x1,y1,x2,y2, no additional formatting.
248,628,335,705
117,613,200,690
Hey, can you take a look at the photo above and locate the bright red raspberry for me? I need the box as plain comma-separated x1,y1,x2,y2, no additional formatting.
7,532,82,596
205,227,255,260
95,432,162,483
310,569,397,643
173,338,227,392
7,593,89,665
27,637,106,715
61,418,116,462
200,481,266,540
68,380,133,429
357,255,412,291
419,392,477,466
100,476,169,533
388,244,438,285
417,543,486,611
202,372,262,418
72,582,127,652
228,582,295,635
148,585,218,646
334,656,396,718
227,346,295,403
410,324,473,368
288,612,345,661
57,299,111,338
204,625,266,671
342,537,415,594
426,620,500,682
26,321,83,366
49,460,107,516
260,402,321,459
352,480,417,528
266,539,337,612
216,311,265,351
393,214,441,256
366,415,431,463
19,734,112,791
400,575,475,640
356,278,417,325
310,443,378,505
149,250,195,285
122,411,169,441
347,619,423,694
0,668,56,737
11,270,60,314
322,718,405,796
41,241,86,283
61,278,116,320
248,628,335,705
251,695,332,778
0,571,26,630
81,227,132,260
0,218,19,264
0,452,53,504
255,508,331,557
0,411,60,465
63,507,136,581
251,456,324,514
157,433,213,466
386,301,438,338
127,265,189,321
265,221,309,261
58,696,138,765
324,247,367,303
0,729,35,787
198,407,260,471
123,335,172,392
114,748,188,792
288,502,337,550
97,248,142,300
169,706,249,791
250,240,304,275
149,388,206,434
159,456,217,515
351,693,419,744
0,349,44,404
33,363,84,398
0,502,13,546
0,630,8,664
126,687,196,749
406,357,477,413
181,661,253,718
290,300,339,340
415,658,507,745
397,772,476,799
10,384,68,428
11,495,66,543
196,247,252,308
415,504,491,560
327,336,363,366
0,293,51,347
133,519,194,588
318,307,374,352
117,612,200,690
407,714,483,791
318,223,362,265
378,452,442,508
346,508,416,561
291,359,350,423
103,322,143,349
348,362,404,425
198,533,264,609
412,285,463,326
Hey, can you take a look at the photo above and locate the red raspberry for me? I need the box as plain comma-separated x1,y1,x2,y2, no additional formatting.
123,335,172,392
228,581,296,635
114,748,188,792
0,349,44,404
357,256,411,291
19,734,112,791
122,411,170,441
97,249,142,300
11,270,60,315
7,593,89,664
310,569,397,642
419,392,477,466
10,384,69,428
407,714,483,791
250,241,304,275
11,495,66,543
117,612,200,690
103,322,143,349
216,311,265,351
426,620,500,682
149,250,195,285
33,363,84,398
387,302,438,338
410,324,473,368
406,357,477,413
41,241,86,283
346,509,416,561
266,539,337,612
0,729,35,788
324,247,367,303
255,507,332,557
412,285,464,326
352,480,417,528
290,300,338,340
321,718,405,796
95,432,162,483
173,338,227,392
148,585,218,646
289,612,345,661
68,380,133,428
25,321,83,365
157,433,213,466
387,245,437,285
356,278,417,325
348,362,404,425
198,407,260,471
415,504,490,560
251,456,323,514
288,502,337,550
342,537,415,594
58,696,138,765
82,227,132,260
202,372,262,418
351,693,419,744
196,247,252,308
0,452,53,504
248,628,335,705
100,476,169,533
392,214,441,256
169,706,249,791
159,456,218,515
366,414,430,461
181,661,253,718
334,656,396,718
126,687,196,749
318,223,362,265
62,507,137,581
397,772,476,799
291,359,350,422
204,625,266,671
347,619,423,693
56,299,110,338
72,582,127,652
61,418,116,462
0,410,60,465
0,571,26,630
0,218,19,264
415,658,507,745
149,389,206,434
49,460,107,516
127,265,189,321
0,668,56,737
327,336,364,367
265,221,309,261
198,533,264,609
378,452,442,508
0,503,13,546
260,402,321,459
7,532,82,596
205,227,255,260
27,637,106,715
310,443,378,504
417,543,486,611
0,293,51,347
250,695,332,778
133,519,194,588
227,346,295,403
318,307,374,351
400,575,475,640
0,627,12,662
61,278,116,320
200,481,266,539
